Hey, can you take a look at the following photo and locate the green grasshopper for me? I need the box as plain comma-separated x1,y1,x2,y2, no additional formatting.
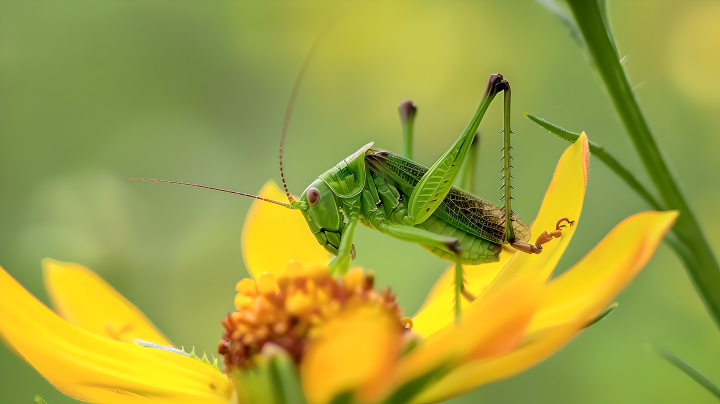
127,73,573,319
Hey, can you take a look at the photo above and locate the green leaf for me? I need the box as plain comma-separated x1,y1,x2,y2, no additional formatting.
650,345,720,399
585,302,618,328
34,396,48,404
535,0,588,52
524,112,662,211
268,352,308,404
232,367,276,404
382,363,452,404
230,345,309,404
329,392,354,404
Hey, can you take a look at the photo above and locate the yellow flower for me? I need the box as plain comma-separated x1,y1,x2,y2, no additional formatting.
0,132,676,404
241,182,330,280
239,132,677,403
404,133,678,402
0,259,233,403
221,265,405,404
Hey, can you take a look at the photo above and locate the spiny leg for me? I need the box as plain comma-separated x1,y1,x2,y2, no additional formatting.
378,223,469,322
498,81,570,255
497,84,575,255
398,100,417,160
500,83,516,243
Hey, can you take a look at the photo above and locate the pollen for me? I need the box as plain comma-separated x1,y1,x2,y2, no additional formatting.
220,262,406,369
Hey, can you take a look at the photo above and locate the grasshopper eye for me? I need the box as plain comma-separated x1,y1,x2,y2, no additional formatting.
307,187,321,207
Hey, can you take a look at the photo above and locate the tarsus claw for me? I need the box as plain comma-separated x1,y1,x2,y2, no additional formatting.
535,217,575,248
555,217,575,231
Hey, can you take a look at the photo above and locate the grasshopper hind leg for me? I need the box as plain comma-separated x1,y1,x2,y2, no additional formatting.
498,83,575,254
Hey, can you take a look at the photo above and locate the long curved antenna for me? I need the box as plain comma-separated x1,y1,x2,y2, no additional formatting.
279,17,340,203
123,178,292,209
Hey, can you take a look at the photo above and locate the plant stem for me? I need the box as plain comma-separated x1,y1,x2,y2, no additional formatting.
566,0,720,328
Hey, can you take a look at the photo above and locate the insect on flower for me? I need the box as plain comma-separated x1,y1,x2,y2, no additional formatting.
125,44,574,320
0,134,679,404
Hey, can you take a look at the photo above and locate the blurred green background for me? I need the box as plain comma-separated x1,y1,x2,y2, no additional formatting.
2,1,720,403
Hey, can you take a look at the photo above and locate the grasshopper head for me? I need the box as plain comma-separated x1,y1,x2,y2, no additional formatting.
298,179,342,256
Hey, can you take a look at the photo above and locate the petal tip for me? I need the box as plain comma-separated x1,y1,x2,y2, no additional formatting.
653,210,680,230
242,179,328,280
579,132,589,183
41,257,62,270
259,179,282,196
42,259,88,285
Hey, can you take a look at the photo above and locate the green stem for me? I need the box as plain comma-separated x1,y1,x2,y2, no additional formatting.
399,100,417,161
566,0,720,328
524,112,663,210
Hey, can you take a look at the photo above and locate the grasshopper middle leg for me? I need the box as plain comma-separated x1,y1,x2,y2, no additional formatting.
379,223,472,322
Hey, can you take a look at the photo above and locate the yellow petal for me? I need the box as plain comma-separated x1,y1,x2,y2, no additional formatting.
395,280,541,390
412,133,589,337
474,133,589,307
301,306,400,404
413,210,677,402
0,266,232,403
414,319,583,403
235,278,258,295
242,180,329,279
43,259,172,346
256,273,280,297
528,210,678,334
411,245,515,339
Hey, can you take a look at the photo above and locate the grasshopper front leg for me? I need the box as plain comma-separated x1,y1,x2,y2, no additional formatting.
406,74,508,226
328,213,360,275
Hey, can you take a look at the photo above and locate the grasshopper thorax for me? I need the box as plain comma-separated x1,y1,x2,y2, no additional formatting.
297,143,375,257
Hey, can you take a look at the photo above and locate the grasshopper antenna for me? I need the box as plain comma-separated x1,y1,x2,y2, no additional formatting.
279,13,341,204
122,178,297,209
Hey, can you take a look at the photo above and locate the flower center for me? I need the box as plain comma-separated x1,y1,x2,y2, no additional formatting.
219,262,408,369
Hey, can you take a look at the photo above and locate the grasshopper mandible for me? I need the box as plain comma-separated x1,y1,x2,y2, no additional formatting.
127,71,574,319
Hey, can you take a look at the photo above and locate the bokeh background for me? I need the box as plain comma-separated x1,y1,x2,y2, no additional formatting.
2,1,720,403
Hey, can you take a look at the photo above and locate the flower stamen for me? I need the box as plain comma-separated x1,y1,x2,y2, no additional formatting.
220,263,407,370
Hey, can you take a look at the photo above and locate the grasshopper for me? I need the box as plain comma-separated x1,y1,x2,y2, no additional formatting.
127,73,573,319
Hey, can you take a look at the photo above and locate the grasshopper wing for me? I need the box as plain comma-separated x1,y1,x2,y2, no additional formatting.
365,149,530,244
